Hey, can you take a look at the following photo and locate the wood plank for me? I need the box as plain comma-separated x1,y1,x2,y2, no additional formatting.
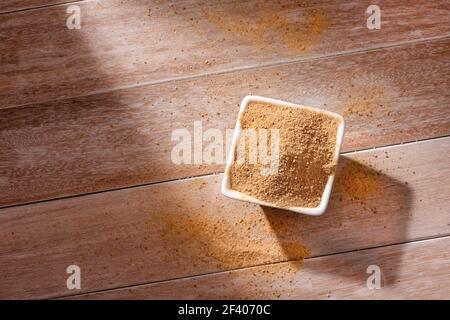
0,137,449,299
0,1,76,14
1,0,449,107
78,236,450,299
1,39,449,207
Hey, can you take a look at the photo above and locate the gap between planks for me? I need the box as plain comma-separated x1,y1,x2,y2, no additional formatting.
1,38,449,208
0,134,448,211
4,34,450,111
63,234,450,299
2,0,450,109
1,136,449,298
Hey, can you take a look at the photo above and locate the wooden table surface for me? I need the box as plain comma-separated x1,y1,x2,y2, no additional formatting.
0,0,449,299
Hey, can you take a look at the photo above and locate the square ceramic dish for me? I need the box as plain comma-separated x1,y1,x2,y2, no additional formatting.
221,95,345,216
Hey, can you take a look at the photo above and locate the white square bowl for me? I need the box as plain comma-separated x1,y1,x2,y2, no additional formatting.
221,95,345,216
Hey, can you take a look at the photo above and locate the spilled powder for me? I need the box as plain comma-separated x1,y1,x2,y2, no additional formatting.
230,103,340,208
334,159,386,215
335,160,382,201
343,99,374,117
194,261,305,300
341,85,385,118
200,5,327,53
160,203,310,270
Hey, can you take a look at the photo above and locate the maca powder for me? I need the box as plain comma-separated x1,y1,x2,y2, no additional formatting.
229,102,340,208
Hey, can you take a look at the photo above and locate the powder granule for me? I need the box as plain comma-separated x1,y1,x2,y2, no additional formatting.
229,102,340,208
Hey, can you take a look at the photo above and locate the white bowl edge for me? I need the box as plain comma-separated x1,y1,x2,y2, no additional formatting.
221,95,345,216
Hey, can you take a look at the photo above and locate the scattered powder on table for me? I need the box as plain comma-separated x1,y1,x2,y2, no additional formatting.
160,203,310,270
343,99,374,117
199,5,327,53
341,84,384,118
334,160,382,201
229,102,340,208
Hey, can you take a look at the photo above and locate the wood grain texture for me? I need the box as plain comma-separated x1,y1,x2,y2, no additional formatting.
0,137,449,299
0,1,76,14
78,236,450,299
1,0,449,107
1,39,450,207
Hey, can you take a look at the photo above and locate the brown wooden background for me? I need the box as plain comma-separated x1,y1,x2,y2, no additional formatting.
0,0,449,299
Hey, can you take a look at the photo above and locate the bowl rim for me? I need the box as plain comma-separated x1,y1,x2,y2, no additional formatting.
221,95,345,216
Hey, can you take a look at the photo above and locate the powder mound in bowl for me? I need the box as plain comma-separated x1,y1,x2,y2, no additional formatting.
229,102,340,208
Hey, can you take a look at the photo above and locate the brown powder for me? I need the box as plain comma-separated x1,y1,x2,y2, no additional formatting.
333,159,385,216
160,201,310,270
230,103,340,208
335,160,382,201
200,5,327,53
341,84,384,117
343,99,374,117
